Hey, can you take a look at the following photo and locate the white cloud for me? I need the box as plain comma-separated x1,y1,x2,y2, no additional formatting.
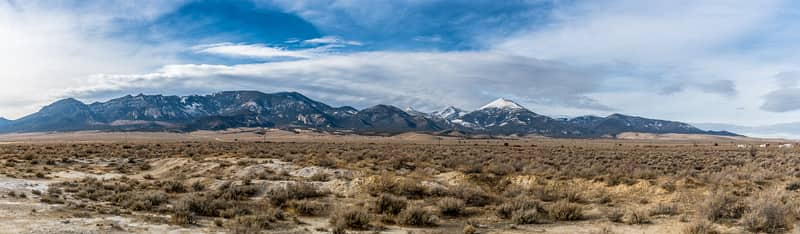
496,0,783,63
0,1,184,119
194,37,363,59
488,0,800,125
303,36,362,46
194,43,316,59
7,0,800,128
64,51,612,113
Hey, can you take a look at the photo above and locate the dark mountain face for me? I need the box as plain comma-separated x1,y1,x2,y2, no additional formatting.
591,114,710,135
0,91,351,133
456,107,571,135
5,98,101,132
342,105,442,133
0,91,737,137
90,94,194,122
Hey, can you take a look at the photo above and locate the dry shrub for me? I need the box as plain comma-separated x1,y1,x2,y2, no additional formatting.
606,208,624,223
742,192,793,233
310,172,330,182
438,197,465,216
397,205,438,226
786,181,800,191
700,191,746,222
330,207,371,230
631,168,657,180
230,211,284,232
463,224,477,234
372,193,408,215
485,163,515,176
171,208,197,225
115,191,168,211
191,181,205,192
682,220,719,234
650,202,679,216
286,182,326,199
452,185,492,207
531,182,583,203
624,208,651,225
548,200,582,221
220,206,252,219
268,182,326,206
461,162,483,174
605,172,636,186
175,194,231,217
512,209,547,224
315,156,337,168
162,180,186,193
496,198,542,219
215,183,260,201
365,175,398,196
292,200,328,216
395,178,426,198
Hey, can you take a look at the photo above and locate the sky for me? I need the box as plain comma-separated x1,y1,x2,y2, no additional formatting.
4,0,800,128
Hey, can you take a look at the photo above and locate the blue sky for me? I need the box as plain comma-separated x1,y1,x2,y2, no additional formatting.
4,0,800,129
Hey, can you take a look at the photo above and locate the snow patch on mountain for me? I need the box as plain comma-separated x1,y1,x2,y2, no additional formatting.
404,107,427,116
479,98,525,110
432,106,467,120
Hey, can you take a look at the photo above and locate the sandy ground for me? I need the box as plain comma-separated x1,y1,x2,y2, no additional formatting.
0,155,711,234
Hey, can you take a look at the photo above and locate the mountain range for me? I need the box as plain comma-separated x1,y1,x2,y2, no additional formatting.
0,91,737,138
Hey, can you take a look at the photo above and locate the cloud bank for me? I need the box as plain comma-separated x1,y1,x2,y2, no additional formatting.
65,52,612,112
5,0,800,128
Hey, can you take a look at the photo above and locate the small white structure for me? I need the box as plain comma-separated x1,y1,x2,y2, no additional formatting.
736,144,750,148
759,144,770,148
779,143,794,148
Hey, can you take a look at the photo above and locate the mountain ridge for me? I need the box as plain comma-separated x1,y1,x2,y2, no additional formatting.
0,91,738,138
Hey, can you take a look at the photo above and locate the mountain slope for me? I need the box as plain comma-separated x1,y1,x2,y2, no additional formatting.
0,92,735,137
578,114,736,137
341,105,442,133
431,106,467,121
455,99,572,136
4,98,101,132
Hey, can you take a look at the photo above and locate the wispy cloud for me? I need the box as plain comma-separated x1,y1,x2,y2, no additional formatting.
761,71,800,112
659,80,737,97
193,35,362,59
193,43,316,59
302,36,362,46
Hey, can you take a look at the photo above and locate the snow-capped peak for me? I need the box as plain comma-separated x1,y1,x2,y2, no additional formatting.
479,98,525,110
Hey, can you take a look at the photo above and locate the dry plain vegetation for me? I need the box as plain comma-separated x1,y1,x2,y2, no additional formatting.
0,137,798,233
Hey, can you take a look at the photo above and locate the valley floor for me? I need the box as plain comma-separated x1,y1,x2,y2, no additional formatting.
0,130,796,233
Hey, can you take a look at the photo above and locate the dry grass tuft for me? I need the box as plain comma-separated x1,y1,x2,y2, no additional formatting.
548,200,583,221
397,205,438,226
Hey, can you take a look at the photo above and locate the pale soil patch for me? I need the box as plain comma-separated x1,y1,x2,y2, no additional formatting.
0,177,49,192
0,177,207,233
434,171,469,186
51,171,125,180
